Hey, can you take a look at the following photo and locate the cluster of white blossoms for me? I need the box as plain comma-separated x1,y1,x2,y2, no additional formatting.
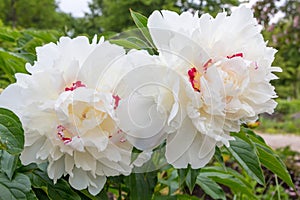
0,6,280,195
0,36,150,195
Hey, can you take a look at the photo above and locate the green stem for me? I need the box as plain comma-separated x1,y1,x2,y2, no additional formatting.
118,181,122,200
275,174,281,200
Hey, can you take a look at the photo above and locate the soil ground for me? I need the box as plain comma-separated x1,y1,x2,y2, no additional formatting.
259,133,300,152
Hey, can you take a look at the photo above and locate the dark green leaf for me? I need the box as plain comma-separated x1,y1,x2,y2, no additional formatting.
0,150,19,180
0,108,24,154
176,194,201,200
26,169,81,200
32,188,50,200
197,175,226,200
227,133,265,185
0,172,31,200
153,195,177,200
25,190,38,200
125,171,157,200
79,189,108,200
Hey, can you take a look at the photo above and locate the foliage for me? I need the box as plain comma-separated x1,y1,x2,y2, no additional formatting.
276,99,300,115
85,0,180,34
180,0,239,16
253,0,300,99
258,99,300,134
0,0,69,30
83,0,239,35
0,24,62,88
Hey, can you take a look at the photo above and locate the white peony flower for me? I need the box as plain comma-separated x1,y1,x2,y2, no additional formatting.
147,6,280,168
0,36,149,195
111,50,185,152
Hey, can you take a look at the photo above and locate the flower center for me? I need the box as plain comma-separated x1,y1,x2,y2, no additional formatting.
112,95,121,109
188,67,201,92
188,59,212,92
57,125,73,144
65,81,86,91
227,53,243,59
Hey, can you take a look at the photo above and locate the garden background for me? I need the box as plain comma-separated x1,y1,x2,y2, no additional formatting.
0,0,299,199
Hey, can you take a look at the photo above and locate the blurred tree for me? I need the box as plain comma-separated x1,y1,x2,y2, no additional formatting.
84,0,239,34
0,0,69,30
253,0,300,99
180,0,239,16
85,0,180,33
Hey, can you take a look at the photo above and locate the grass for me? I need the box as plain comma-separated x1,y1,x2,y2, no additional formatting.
256,99,300,135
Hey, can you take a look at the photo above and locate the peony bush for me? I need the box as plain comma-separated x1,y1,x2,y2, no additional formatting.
0,5,295,199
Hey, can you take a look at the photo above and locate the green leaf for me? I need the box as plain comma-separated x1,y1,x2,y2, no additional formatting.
214,146,226,170
158,168,179,195
110,36,153,52
23,30,61,43
25,190,38,200
32,188,50,200
247,134,294,188
0,51,27,74
176,194,202,200
196,175,226,200
10,52,36,65
0,108,24,155
110,38,142,50
177,168,187,187
200,167,256,199
177,166,199,194
242,128,294,188
185,168,198,194
26,169,81,200
257,146,294,187
152,195,177,200
214,146,224,164
227,133,265,185
78,189,108,200
125,171,157,200
0,172,31,200
130,9,156,50
0,28,21,42
130,146,143,164
0,150,19,180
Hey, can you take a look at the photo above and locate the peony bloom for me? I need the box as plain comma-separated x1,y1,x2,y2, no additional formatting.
0,36,149,195
112,50,184,151
147,6,281,168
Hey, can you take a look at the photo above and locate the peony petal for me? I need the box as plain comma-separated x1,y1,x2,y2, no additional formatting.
74,151,96,172
69,168,89,190
166,118,197,166
87,175,107,196
20,136,46,165
47,156,65,183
